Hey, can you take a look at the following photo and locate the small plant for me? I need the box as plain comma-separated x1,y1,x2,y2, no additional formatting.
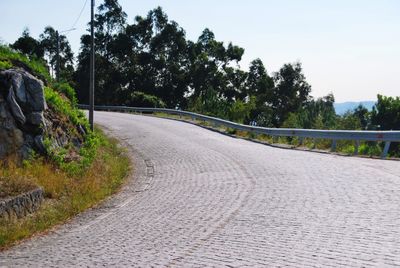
0,129,129,248
52,82,78,106
0,59,12,70
226,128,237,135
247,132,257,139
44,87,89,130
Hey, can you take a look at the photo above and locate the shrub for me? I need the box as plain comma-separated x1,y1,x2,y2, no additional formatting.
126,91,166,108
52,82,78,106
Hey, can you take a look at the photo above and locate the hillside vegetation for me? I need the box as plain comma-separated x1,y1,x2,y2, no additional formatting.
0,46,130,249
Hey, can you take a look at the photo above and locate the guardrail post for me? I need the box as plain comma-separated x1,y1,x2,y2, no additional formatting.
331,140,337,152
299,137,304,146
354,140,359,155
381,141,391,159
272,136,278,143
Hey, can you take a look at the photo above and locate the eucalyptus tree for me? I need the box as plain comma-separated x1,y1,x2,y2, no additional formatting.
75,0,127,104
39,26,74,80
270,62,312,126
187,28,244,105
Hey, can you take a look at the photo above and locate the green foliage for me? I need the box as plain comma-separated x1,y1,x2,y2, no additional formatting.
359,143,382,156
0,128,129,249
44,86,88,130
228,99,255,124
39,26,74,81
0,59,12,70
0,45,50,81
336,111,362,130
371,95,400,130
282,113,303,129
270,62,312,126
52,82,78,106
10,28,44,59
126,91,166,108
370,95,400,156
189,88,230,119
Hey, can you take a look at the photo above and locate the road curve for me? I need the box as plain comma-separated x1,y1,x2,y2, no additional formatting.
1,111,400,267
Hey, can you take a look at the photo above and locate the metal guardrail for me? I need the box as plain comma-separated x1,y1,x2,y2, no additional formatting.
78,104,400,159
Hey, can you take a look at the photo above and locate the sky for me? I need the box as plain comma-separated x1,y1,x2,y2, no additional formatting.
0,0,399,102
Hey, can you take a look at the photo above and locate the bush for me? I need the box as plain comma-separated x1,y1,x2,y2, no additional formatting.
52,82,78,106
126,91,166,108
44,87,88,130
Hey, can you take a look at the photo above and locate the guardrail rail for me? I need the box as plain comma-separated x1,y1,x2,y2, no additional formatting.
78,104,400,159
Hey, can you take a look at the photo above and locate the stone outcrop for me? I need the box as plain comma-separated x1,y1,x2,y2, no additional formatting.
0,68,85,159
0,68,47,158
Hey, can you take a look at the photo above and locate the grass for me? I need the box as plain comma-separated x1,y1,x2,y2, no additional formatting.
0,175,37,199
0,127,130,249
0,45,50,81
44,86,88,130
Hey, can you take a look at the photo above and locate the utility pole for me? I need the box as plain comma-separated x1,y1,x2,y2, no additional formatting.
89,0,95,131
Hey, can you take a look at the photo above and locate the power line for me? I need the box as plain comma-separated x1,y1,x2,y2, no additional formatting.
70,0,89,30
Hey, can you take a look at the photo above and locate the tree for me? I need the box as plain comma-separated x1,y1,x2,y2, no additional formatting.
246,58,273,97
353,104,370,130
187,28,244,108
370,95,400,156
39,26,74,80
75,0,127,104
10,28,44,59
245,58,275,126
270,62,312,127
371,95,400,130
282,93,336,129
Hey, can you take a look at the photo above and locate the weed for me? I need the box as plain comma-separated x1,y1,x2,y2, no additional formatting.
0,128,130,249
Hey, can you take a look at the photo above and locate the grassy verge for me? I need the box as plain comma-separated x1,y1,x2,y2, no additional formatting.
149,112,397,158
0,128,130,250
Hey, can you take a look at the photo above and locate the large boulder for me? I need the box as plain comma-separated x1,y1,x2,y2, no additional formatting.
0,68,47,158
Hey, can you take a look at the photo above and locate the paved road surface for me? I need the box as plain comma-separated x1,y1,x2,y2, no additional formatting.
1,111,400,267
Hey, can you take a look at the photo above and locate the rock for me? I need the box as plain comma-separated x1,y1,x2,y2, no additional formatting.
0,67,85,160
1,69,46,112
6,85,26,124
26,112,45,126
23,72,46,112
0,68,47,158
34,135,46,154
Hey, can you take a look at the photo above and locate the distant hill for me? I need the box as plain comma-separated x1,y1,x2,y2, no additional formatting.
334,101,375,115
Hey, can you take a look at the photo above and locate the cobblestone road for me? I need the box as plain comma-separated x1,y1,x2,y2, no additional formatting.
1,111,400,267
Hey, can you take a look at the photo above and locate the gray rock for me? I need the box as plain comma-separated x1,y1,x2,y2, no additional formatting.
0,68,48,159
22,70,46,112
11,71,27,104
6,85,26,124
0,67,83,160
34,135,46,154
26,112,45,126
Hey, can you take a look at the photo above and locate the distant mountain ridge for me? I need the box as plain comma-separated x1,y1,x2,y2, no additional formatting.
334,101,375,115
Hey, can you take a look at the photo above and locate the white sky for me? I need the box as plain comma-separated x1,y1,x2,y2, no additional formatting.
1,0,399,102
